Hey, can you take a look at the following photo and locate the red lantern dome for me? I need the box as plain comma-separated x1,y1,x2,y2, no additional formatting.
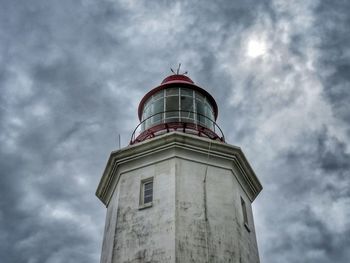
130,74,224,144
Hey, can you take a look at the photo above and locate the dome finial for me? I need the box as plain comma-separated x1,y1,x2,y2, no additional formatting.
170,63,188,75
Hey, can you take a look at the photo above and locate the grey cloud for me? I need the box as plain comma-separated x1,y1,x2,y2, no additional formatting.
315,0,350,122
269,207,350,263
1,0,350,263
316,129,350,174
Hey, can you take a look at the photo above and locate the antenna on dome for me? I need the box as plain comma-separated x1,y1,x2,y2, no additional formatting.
176,63,181,74
170,63,188,75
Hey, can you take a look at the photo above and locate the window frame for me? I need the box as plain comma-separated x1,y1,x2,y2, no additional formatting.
241,197,251,232
139,177,154,210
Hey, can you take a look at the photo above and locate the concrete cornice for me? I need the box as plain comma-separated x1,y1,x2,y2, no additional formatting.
96,132,263,206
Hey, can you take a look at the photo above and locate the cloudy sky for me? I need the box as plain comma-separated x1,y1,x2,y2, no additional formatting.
1,0,350,262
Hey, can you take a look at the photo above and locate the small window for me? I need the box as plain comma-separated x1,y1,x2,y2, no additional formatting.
241,197,250,232
139,178,153,209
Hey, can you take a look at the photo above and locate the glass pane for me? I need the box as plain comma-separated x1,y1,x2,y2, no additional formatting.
143,107,151,128
166,96,179,121
143,104,150,115
181,88,193,97
181,96,194,120
143,97,153,111
241,198,248,224
145,193,152,199
204,104,214,129
144,190,153,197
144,182,153,190
144,195,153,203
166,96,179,111
143,106,151,120
205,101,214,118
181,96,193,112
153,99,164,114
195,91,205,101
152,115,162,125
152,99,164,125
144,181,153,204
166,87,179,96
207,109,214,122
196,100,206,125
145,118,152,130
153,90,164,100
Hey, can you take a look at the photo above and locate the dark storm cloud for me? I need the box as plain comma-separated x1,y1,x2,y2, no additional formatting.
216,1,350,263
1,0,350,263
0,1,133,262
316,129,350,174
256,128,350,263
267,207,350,263
315,0,350,123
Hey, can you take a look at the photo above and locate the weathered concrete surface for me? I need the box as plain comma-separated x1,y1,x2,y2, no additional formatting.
100,159,176,263
175,159,259,263
97,132,262,263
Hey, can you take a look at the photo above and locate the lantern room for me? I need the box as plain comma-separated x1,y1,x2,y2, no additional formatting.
130,74,224,144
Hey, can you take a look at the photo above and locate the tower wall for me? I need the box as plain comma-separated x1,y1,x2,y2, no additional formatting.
100,157,176,263
175,157,259,263
97,132,262,263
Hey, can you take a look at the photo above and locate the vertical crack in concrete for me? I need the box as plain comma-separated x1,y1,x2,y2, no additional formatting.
203,168,208,223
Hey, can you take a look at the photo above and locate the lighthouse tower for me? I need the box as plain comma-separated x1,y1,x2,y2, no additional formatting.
96,73,263,263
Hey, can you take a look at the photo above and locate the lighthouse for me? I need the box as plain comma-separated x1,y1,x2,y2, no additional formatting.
96,72,263,263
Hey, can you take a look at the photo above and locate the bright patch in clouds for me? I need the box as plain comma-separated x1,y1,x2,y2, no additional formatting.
1,1,350,263
246,38,267,58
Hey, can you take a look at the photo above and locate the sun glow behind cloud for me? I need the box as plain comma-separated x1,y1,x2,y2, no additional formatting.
246,38,267,58
1,0,350,263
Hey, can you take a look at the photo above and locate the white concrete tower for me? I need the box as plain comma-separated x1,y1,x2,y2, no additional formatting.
96,73,263,263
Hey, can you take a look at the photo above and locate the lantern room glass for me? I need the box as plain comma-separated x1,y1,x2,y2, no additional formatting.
141,87,215,131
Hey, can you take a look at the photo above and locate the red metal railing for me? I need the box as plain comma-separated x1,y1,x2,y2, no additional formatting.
130,111,225,145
